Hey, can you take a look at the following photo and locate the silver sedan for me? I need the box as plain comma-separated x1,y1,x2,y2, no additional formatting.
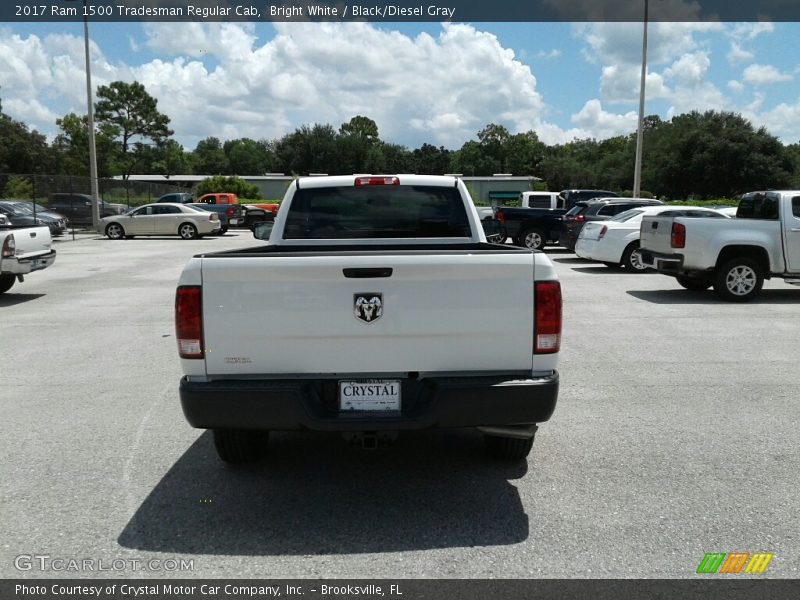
100,203,221,240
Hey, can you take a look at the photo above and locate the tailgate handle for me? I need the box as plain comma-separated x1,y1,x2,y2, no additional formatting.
343,268,393,278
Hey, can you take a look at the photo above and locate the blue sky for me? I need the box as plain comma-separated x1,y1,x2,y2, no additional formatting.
1,21,799,151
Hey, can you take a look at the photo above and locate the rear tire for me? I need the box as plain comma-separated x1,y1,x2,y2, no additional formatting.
676,275,712,291
179,223,198,240
622,242,648,272
0,274,15,294
517,228,546,250
212,429,267,463
713,258,763,302
484,433,535,461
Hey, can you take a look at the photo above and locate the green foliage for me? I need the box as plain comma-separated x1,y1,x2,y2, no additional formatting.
0,97,54,174
94,81,173,179
194,175,261,199
2,175,33,199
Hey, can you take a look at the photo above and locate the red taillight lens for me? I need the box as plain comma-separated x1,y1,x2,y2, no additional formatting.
534,281,562,354
671,223,686,248
495,210,505,224
226,207,234,217
574,215,586,222
598,225,608,239
355,176,399,186
175,286,203,359
1,233,15,258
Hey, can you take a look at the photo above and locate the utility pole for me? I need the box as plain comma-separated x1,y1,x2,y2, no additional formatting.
79,0,101,229
633,0,649,198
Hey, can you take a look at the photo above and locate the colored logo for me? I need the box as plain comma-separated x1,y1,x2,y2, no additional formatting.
696,552,773,574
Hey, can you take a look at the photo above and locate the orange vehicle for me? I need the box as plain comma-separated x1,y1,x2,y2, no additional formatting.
197,193,238,205
244,202,280,216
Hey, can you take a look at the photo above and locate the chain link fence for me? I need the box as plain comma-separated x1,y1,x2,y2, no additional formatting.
0,173,190,234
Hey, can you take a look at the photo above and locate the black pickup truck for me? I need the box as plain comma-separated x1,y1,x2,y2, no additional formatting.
497,189,618,250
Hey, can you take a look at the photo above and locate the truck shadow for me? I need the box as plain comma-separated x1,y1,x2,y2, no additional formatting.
627,288,799,304
118,430,530,556
0,293,45,307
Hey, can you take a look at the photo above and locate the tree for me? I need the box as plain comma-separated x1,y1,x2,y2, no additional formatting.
224,138,274,175
94,81,173,179
412,143,450,174
191,137,229,174
52,112,118,177
194,175,261,199
0,91,54,175
2,175,33,199
275,124,339,175
339,115,379,143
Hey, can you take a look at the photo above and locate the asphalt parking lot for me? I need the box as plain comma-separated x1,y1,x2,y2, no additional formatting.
1,231,798,579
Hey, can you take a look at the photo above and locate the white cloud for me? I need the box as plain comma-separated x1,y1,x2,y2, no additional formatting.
730,22,775,41
742,64,793,85
664,52,710,86
535,49,562,59
571,99,638,139
727,80,745,93
600,65,669,104
726,41,754,65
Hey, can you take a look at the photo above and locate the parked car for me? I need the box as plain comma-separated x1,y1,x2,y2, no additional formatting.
186,203,240,234
157,192,194,204
560,198,664,251
0,214,56,294
575,205,730,271
639,190,800,301
0,201,65,237
47,193,127,226
2,200,68,235
100,203,221,240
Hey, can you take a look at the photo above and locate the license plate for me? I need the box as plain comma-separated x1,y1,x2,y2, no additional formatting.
339,380,401,412
230,218,240,225
31,259,43,269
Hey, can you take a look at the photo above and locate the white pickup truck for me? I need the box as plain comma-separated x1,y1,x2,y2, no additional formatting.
0,214,57,294
638,190,800,301
176,175,562,464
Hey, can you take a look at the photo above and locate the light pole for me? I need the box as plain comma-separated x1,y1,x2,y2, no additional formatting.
69,0,101,228
633,0,649,198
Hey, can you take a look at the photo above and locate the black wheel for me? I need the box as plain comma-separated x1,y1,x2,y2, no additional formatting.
0,274,15,294
484,434,535,461
105,223,125,240
676,275,712,291
713,257,764,302
212,429,267,463
221,227,228,234
179,223,198,240
621,242,648,272
517,228,546,250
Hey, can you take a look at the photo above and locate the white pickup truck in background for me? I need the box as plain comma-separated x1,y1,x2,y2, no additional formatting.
176,175,562,464
0,214,57,294
638,190,800,301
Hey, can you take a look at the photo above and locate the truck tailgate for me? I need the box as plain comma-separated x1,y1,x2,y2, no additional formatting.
10,226,52,258
200,253,535,375
639,215,677,253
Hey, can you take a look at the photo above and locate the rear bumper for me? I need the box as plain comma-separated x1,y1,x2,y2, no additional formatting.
180,372,559,432
2,249,56,275
638,249,684,273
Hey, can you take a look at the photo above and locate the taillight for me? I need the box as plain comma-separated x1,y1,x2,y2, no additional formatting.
226,207,234,217
175,286,203,359
209,213,219,221
1,233,15,258
495,210,505,224
534,281,562,354
598,225,608,239
671,223,686,248
575,215,586,222
355,176,399,186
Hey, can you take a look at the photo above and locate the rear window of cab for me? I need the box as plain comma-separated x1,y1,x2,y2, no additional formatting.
283,185,470,239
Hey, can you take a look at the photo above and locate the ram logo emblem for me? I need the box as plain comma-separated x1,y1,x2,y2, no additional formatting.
354,294,383,323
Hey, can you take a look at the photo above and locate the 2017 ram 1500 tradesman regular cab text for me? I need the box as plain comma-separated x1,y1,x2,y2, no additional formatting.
176,175,562,464
638,190,800,301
